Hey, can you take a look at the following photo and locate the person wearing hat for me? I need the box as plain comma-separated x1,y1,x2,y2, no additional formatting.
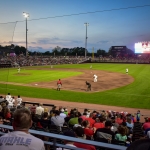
60,108,67,118
94,120,115,143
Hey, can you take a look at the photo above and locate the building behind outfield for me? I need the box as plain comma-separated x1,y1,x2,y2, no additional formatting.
109,46,127,57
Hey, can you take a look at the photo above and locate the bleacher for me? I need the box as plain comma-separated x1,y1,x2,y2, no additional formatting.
0,95,150,150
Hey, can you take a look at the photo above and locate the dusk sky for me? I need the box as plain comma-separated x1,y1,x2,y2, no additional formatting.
0,0,150,52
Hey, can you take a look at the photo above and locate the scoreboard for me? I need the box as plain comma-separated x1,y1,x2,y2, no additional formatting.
135,42,150,53
110,46,127,52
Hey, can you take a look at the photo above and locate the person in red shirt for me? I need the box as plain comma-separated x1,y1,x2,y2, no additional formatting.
57,79,62,91
115,114,123,125
82,120,96,140
85,113,95,127
93,116,105,129
143,118,150,131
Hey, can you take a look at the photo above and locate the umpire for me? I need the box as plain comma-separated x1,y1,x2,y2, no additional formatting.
86,81,91,91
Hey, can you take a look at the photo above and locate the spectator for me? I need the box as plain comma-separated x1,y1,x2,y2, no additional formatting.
57,130,77,150
59,108,67,118
64,108,68,115
3,107,11,120
85,113,95,127
29,104,36,114
115,114,123,125
35,103,44,118
0,108,45,150
93,116,105,129
68,112,79,127
94,120,115,143
39,112,51,129
82,120,96,140
80,112,87,121
73,118,83,128
143,117,150,131
115,125,127,142
74,126,96,150
51,110,64,127
132,119,144,142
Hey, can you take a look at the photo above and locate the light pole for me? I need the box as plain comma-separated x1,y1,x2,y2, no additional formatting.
84,23,89,58
23,12,29,56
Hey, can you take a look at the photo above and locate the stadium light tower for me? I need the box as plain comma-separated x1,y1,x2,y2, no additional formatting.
23,12,29,56
84,23,89,58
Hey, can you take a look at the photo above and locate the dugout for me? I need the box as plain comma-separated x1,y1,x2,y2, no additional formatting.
109,46,127,57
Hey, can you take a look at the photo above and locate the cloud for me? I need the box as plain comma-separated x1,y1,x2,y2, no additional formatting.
97,40,110,44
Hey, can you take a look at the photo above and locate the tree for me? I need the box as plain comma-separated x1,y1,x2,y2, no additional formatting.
52,46,61,56
97,49,106,57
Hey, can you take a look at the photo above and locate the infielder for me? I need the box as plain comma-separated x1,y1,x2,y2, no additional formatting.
93,74,98,82
86,81,91,91
126,68,128,74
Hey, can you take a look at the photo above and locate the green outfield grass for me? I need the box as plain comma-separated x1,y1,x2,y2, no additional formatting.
0,63,150,109
0,68,82,83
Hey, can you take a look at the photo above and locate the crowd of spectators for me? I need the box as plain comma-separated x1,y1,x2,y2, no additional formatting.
0,93,150,149
0,55,89,67
93,54,150,64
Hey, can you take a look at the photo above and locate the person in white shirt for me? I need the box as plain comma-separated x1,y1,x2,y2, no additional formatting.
0,108,45,150
36,103,44,116
16,95,22,106
59,108,67,118
8,96,15,108
17,67,20,73
126,68,128,74
5,93,11,102
93,74,98,82
90,65,92,69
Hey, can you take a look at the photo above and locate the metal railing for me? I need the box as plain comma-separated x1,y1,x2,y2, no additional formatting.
0,124,126,150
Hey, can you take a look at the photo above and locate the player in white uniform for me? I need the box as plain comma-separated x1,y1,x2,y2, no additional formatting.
17,67,20,73
5,93,11,102
126,68,128,74
8,96,15,108
0,108,45,150
16,95,22,106
93,74,98,82
90,65,92,69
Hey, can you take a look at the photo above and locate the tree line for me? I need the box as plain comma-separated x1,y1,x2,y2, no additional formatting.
0,44,134,57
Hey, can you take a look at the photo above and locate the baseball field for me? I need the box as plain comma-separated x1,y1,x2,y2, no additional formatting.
0,63,150,110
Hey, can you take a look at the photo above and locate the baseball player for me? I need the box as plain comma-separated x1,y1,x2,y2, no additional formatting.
126,68,128,74
17,67,20,73
57,79,62,91
86,81,91,91
93,74,98,82
90,65,92,69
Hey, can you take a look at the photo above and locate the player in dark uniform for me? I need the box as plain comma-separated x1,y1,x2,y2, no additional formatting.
86,81,91,91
